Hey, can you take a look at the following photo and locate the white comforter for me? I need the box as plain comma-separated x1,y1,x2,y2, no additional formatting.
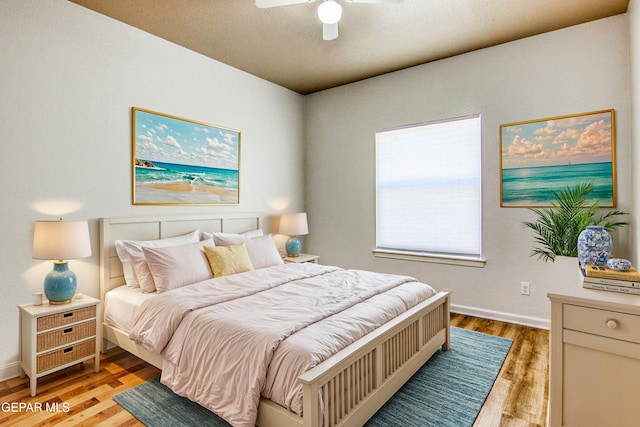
129,263,436,427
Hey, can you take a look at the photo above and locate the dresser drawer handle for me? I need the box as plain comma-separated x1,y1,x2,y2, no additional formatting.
606,319,618,329
63,327,73,334
63,347,73,354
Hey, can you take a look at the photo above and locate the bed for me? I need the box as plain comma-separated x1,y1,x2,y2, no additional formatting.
100,213,450,427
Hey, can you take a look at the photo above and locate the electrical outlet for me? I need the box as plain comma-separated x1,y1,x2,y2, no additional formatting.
520,281,530,296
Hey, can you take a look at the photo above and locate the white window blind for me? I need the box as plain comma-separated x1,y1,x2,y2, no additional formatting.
375,115,482,259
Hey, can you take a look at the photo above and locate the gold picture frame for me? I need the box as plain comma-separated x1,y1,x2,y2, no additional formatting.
132,107,240,206
500,109,616,208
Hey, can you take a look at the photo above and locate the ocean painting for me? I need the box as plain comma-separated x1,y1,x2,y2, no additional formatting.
132,108,240,205
500,110,616,207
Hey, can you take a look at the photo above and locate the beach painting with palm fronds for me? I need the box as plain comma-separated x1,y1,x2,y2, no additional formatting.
500,109,616,208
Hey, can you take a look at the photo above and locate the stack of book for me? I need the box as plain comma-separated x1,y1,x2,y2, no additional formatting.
581,264,640,295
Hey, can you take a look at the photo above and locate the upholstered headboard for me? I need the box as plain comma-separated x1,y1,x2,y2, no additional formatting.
99,213,261,307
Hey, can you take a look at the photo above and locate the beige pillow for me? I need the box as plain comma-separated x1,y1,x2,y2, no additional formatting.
115,230,201,288
204,243,255,277
213,234,283,269
142,239,214,293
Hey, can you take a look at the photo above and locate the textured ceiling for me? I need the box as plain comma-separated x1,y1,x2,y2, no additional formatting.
69,0,629,94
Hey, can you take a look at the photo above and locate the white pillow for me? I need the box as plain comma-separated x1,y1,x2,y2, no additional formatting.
115,230,200,288
213,234,283,269
130,252,160,293
142,239,214,293
201,229,264,241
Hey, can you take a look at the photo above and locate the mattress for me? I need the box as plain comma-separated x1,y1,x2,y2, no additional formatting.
104,285,157,332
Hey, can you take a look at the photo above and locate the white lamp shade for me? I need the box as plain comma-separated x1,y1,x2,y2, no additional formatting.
33,220,92,260
318,0,342,24
279,213,309,236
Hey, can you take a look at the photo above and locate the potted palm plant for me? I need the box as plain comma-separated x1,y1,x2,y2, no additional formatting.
522,183,628,263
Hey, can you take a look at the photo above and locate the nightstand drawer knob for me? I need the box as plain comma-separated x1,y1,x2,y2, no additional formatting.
606,319,618,329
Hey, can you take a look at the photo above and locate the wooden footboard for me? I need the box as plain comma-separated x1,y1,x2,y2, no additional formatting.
256,291,450,427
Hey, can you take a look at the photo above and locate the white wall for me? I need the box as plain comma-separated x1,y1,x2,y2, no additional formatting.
0,0,305,379
305,15,632,327
630,2,640,267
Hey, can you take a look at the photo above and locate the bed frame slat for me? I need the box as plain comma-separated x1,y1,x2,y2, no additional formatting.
299,292,449,427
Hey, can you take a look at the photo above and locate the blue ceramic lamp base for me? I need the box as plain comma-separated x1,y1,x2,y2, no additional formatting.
285,236,302,257
44,261,77,305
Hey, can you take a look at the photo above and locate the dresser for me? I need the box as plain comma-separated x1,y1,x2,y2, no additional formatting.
19,296,100,396
548,288,640,427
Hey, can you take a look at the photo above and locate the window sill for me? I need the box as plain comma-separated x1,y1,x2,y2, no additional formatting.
372,249,486,268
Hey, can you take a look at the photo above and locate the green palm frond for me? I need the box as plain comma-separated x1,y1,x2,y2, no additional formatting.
522,183,628,262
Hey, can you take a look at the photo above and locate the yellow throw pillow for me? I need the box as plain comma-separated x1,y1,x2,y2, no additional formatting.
204,243,254,277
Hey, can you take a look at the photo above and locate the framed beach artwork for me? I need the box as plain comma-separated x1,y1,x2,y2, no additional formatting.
500,109,616,208
132,107,240,205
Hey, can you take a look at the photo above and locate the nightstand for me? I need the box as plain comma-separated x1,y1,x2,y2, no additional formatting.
19,296,100,396
284,253,320,264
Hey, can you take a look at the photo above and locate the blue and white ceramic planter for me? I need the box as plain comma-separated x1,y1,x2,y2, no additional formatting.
577,225,612,267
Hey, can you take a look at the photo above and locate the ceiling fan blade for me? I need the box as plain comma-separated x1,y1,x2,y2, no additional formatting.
255,0,315,8
344,0,404,3
323,22,339,41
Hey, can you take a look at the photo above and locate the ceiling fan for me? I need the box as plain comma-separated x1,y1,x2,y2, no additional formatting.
255,0,404,41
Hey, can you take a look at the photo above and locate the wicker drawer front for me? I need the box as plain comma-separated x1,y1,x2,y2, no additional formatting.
37,306,96,332
37,338,95,374
36,320,96,352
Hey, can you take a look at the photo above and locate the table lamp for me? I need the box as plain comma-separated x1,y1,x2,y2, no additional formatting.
279,213,308,257
32,219,91,304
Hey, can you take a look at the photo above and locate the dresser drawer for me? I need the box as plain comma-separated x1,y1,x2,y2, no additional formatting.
36,319,96,352
37,338,96,374
564,304,640,344
37,306,96,331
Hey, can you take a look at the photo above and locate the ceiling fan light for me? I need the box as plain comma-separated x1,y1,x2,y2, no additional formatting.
318,0,342,24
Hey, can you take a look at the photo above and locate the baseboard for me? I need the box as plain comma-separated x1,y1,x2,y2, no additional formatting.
451,304,550,330
0,361,22,382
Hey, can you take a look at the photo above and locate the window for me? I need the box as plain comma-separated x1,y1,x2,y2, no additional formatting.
375,115,483,264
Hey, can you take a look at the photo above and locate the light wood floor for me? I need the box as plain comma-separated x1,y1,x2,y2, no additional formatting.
0,314,548,427
452,314,550,427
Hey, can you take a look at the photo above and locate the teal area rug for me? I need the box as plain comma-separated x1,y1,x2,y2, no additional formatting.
113,327,512,427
